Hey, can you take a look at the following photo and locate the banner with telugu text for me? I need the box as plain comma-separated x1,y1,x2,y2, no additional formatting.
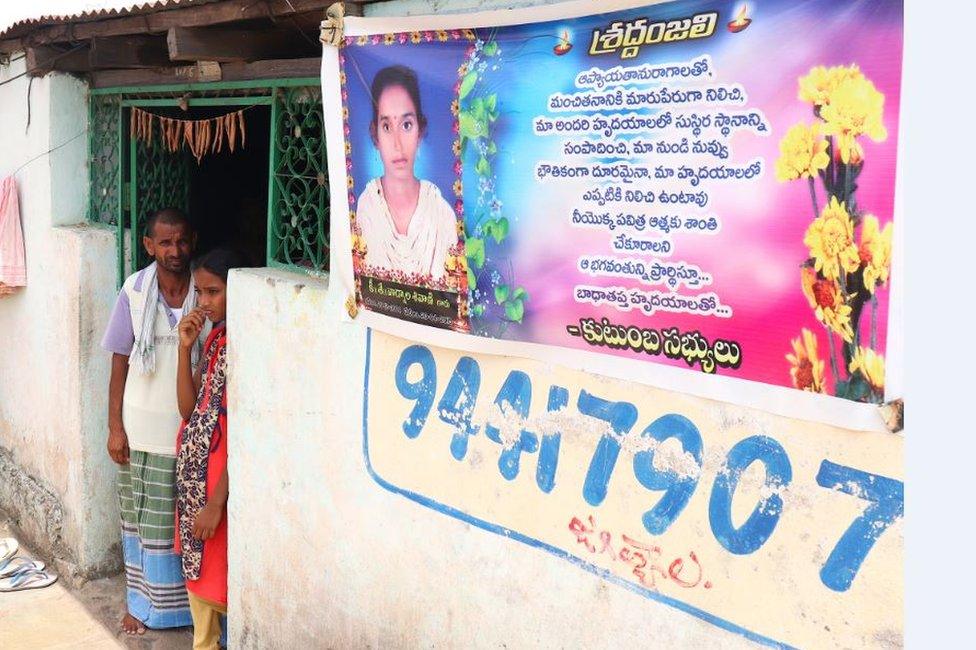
323,0,903,429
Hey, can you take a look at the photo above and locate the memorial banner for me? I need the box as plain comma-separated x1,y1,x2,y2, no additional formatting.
324,0,904,428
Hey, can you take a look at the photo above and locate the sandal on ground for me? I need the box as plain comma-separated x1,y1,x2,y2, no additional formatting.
0,556,45,579
0,537,17,564
0,565,57,592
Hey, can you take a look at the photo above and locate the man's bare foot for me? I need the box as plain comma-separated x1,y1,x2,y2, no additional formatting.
121,613,146,635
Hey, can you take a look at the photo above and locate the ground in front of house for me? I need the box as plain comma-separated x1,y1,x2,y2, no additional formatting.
0,517,193,649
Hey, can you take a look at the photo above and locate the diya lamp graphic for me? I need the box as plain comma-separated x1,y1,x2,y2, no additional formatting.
553,29,573,55
727,4,753,32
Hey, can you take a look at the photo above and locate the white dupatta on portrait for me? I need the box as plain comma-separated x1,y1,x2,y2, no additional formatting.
357,178,457,281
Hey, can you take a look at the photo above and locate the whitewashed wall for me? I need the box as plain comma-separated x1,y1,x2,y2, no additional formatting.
0,59,118,578
226,269,758,649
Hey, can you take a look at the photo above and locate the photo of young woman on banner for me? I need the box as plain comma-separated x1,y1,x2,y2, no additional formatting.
344,37,471,331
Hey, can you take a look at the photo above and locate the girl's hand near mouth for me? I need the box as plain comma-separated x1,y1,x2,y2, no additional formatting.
178,308,206,349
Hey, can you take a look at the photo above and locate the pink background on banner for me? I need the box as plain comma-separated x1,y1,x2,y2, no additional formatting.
517,10,901,392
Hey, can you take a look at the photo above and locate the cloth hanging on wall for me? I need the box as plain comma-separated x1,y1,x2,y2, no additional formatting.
0,176,26,297
130,106,248,164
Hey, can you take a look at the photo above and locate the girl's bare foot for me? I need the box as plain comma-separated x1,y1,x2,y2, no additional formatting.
121,613,146,635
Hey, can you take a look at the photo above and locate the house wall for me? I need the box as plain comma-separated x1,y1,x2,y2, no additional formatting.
0,1,904,645
225,1,903,648
226,269,757,649
0,59,119,579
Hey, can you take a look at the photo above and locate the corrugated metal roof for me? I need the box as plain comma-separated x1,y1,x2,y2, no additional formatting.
0,1,213,41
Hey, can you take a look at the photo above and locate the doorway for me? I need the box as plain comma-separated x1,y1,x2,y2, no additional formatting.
127,103,270,268
185,105,270,266
90,81,330,283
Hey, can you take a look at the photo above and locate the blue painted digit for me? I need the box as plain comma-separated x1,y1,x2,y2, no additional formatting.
578,390,638,506
816,460,904,592
394,345,437,439
436,357,481,460
536,385,568,494
484,371,538,481
633,414,703,535
709,435,792,555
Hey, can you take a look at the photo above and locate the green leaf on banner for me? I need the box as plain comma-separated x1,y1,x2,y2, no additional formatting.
476,156,491,176
472,303,485,317
489,223,503,244
486,94,497,113
459,71,478,100
487,141,497,155
505,299,525,323
512,286,527,301
847,373,871,402
459,113,484,140
483,41,498,57
493,217,509,243
494,284,510,304
467,266,477,290
465,237,485,268
472,97,486,121
834,380,850,400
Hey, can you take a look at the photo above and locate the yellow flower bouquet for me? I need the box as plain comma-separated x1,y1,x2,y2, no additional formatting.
779,65,893,402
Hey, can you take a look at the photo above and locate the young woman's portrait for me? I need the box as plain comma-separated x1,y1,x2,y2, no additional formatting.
355,65,458,281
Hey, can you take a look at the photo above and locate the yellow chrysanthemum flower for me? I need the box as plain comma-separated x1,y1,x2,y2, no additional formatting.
858,215,893,293
801,267,854,342
452,140,462,156
798,64,864,107
775,122,830,182
351,233,367,255
821,76,888,164
445,254,468,274
804,197,860,281
344,295,359,319
849,346,885,392
786,328,826,393
410,31,422,44
436,30,449,42
453,179,463,197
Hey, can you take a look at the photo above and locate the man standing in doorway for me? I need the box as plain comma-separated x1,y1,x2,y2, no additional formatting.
101,208,209,635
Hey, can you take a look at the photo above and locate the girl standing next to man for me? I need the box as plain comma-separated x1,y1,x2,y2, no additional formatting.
175,248,247,650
